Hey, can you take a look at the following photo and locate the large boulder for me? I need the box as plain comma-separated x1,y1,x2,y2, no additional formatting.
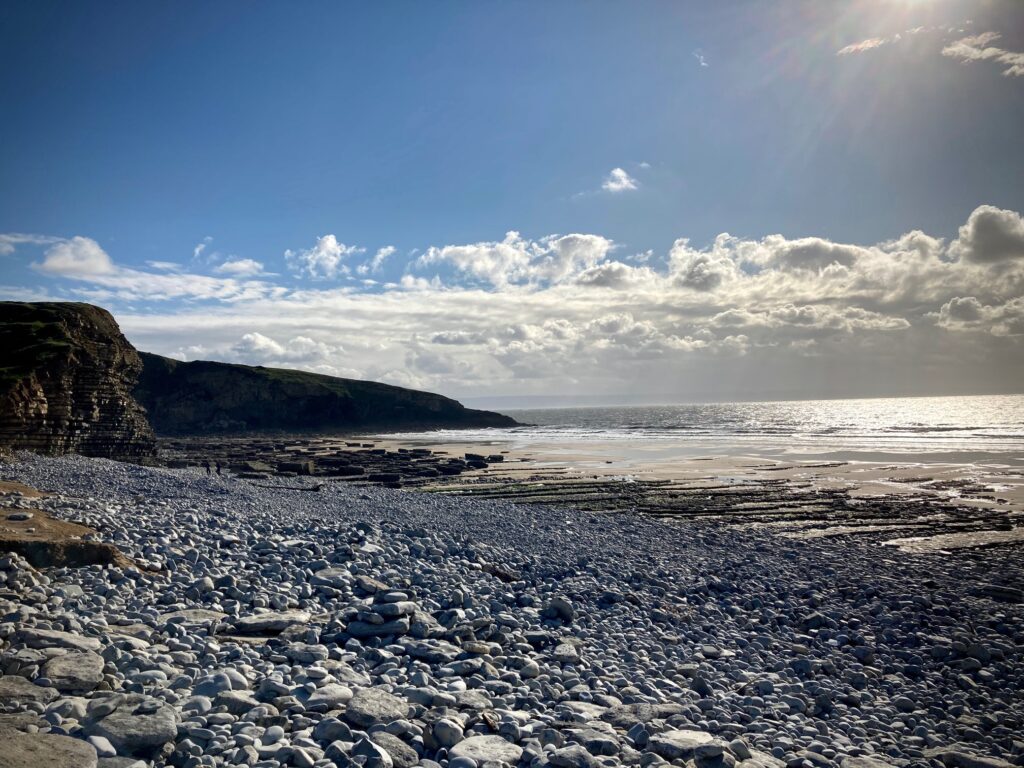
16,628,102,653
343,688,408,728
601,702,686,729
43,651,105,693
86,694,177,758
0,726,98,768
0,675,59,706
231,610,311,634
449,735,524,765
648,729,725,761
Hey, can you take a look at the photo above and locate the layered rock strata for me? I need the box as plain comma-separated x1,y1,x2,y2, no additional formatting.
0,302,155,459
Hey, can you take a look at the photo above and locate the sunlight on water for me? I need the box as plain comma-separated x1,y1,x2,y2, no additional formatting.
385,394,1024,459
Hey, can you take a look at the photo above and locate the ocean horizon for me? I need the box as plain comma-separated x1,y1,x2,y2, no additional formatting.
383,393,1024,464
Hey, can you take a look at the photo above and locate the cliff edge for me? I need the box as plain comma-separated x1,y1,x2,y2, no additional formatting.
134,352,518,434
0,302,156,459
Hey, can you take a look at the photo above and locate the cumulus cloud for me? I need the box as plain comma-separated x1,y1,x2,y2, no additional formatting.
35,237,116,276
215,258,265,277
575,261,651,289
23,235,279,303
418,231,612,287
943,32,1024,77
13,204,1024,399
286,235,363,279
230,331,345,369
948,205,1024,264
933,296,1024,337
602,167,638,193
668,236,741,290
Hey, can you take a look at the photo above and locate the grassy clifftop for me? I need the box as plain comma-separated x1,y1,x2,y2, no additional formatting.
135,352,518,435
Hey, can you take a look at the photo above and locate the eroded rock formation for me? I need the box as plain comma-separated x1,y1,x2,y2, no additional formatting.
0,302,156,459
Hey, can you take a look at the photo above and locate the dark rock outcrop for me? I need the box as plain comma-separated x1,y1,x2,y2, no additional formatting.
0,302,156,459
134,352,517,434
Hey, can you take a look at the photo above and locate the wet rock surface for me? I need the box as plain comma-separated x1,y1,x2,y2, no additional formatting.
156,434,516,490
0,453,1020,768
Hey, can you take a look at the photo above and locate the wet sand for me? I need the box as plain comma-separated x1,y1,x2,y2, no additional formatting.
155,431,1024,556
367,433,1024,555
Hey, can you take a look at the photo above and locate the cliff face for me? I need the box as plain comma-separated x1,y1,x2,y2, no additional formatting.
135,353,517,435
0,302,156,459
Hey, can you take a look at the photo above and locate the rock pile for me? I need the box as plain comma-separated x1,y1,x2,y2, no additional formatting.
0,454,1021,768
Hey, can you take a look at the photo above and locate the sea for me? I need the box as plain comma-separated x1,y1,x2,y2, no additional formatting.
384,394,1024,465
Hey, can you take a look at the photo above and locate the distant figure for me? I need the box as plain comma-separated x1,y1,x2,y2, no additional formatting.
202,460,211,475
215,461,223,476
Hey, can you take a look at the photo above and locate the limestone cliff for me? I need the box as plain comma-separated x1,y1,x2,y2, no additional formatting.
135,353,517,435
0,302,156,459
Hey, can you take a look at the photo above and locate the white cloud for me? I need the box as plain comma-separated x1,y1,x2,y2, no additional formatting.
692,50,709,68
668,236,741,290
193,236,213,261
285,234,363,279
230,331,346,370
933,296,1024,337
948,204,1024,263
601,167,639,193
15,204,1024,399
215,258,265,277
836,26,1024,79
34,237,116,276
836,25,929,56
418,231,612,287
0,233,61,256
146,260,182,271
575,261,651,289
837,37,887,56
357,245,397,275
943,32,1024,77
23,235,279,303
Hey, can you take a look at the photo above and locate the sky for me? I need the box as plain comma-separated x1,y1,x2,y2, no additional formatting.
2,0,1023,406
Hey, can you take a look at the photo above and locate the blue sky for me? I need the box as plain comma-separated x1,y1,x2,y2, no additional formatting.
2,1,1024,403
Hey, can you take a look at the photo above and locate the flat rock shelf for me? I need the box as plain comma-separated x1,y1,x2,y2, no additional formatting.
0,453,1021,768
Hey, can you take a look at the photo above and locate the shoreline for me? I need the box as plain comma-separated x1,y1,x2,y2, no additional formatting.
364,434,1024,555
145,431,1024,557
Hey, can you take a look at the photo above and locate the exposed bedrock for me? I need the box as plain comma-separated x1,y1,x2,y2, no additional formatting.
0,302,156,460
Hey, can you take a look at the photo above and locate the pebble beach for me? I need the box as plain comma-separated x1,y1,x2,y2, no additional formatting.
1,453,1022,768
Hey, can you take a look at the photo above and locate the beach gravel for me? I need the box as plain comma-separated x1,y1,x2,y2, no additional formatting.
0,453,1021,768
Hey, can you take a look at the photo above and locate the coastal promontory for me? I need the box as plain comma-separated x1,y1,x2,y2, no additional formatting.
134,352,516,435
0,301,516,459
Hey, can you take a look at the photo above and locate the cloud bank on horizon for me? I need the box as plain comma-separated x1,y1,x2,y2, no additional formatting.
2,1,1022,404
3,203,1023,403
